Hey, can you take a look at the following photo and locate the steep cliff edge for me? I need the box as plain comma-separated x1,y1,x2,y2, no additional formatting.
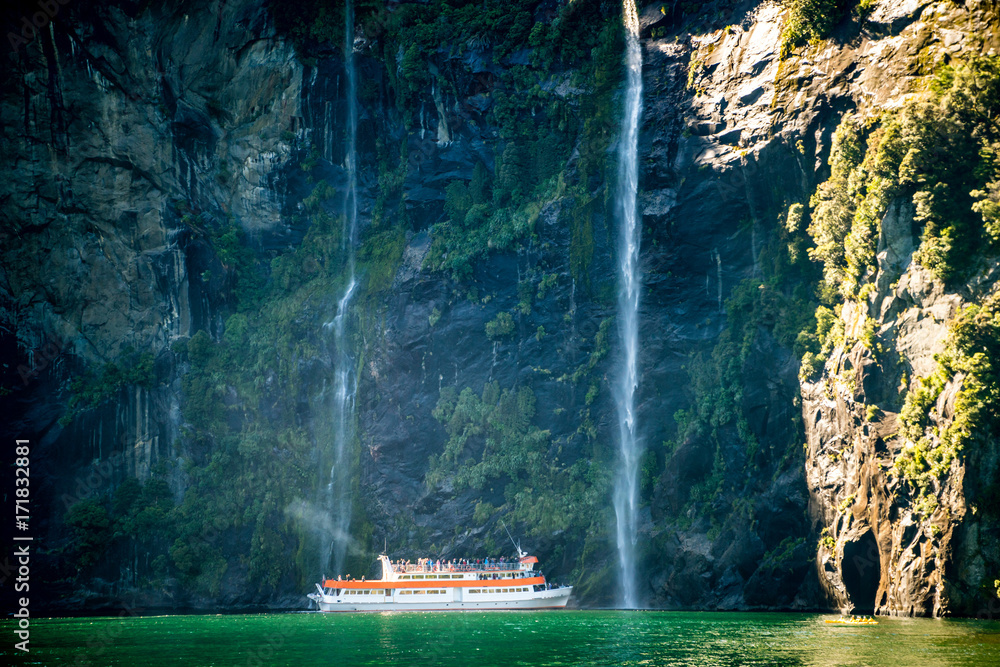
771,1,1000,616
1,0,998,616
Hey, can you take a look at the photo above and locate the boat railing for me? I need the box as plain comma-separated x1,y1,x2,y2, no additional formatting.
389,562,524,574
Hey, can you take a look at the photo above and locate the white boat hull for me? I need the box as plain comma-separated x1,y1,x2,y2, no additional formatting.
312,587,572,612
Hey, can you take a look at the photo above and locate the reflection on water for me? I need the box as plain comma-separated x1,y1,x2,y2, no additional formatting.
4,610,999,666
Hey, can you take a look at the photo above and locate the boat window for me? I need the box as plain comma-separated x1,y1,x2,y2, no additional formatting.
412,575,423,579
452,575,463,579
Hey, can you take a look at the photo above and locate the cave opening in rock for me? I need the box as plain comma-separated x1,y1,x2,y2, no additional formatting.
842,531,880,613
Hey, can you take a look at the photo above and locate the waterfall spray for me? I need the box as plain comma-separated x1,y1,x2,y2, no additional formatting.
321,0,359,577
613,0,643,610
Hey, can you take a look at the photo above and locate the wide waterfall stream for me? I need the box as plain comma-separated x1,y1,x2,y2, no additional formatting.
613,0,644,610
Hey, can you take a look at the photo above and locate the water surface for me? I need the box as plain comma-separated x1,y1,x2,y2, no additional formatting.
4,611,999,666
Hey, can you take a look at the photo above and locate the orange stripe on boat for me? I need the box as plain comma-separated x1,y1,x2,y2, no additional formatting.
323,576,545,590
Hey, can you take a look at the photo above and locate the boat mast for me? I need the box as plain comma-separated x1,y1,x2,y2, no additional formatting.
501,520,527,559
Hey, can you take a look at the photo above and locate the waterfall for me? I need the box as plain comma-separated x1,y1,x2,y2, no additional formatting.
321,0,359,577
613,0,643,610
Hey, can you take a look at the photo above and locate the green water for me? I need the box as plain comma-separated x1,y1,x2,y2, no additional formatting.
3,611,999,666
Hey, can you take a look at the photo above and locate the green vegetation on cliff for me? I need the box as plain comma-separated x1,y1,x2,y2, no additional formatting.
895,295,1000,517
779,0,874,59
807,56,1000,291
427,381,612,567
422,6,622,281
807,114,904,299
59,349,155,427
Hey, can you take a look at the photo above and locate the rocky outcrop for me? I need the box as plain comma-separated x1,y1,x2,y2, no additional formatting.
648,0,1000,618
803,217,1000,616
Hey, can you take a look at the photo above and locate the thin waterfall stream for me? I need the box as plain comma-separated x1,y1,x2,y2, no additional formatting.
321,0,359,577
613,0,643,610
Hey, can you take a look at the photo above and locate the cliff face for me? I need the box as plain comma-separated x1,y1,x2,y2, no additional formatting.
638,0,1000,616
1,0,300,472
1,0,998,616
1,0,306,607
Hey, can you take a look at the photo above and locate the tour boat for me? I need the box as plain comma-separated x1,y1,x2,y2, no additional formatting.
308,551,572,612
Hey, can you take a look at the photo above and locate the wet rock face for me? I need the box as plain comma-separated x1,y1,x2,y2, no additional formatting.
0,0,302,601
